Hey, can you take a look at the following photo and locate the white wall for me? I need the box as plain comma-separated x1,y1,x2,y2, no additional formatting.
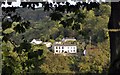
54,46,77,54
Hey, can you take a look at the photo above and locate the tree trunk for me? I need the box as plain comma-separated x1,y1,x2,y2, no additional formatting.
108,2,120,75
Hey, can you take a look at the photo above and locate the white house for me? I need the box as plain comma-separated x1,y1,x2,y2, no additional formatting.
43,42,52,48
54,41,62,44
62,38,76,42
30,39,42,45
53,44,77,54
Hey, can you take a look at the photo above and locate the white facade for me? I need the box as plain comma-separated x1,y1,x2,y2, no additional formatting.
30,39,52,47
43,42,52,47
54,42,62,44
53,45,77,54
30,39,42,45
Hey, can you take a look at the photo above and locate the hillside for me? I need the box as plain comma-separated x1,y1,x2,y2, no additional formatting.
2,3,111,74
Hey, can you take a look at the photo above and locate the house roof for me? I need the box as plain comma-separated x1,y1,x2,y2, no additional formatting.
33,39,41,41
30,39,42,42
62,38,76,41
54,44,76,46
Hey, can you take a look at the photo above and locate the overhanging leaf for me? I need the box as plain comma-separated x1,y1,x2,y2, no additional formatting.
12,22,20,28
3,28,14,34
0,36,3,39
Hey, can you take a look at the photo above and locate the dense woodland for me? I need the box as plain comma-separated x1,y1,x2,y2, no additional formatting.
1,2,112,75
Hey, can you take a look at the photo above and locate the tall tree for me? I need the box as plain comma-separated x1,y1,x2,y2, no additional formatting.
108,2,120,75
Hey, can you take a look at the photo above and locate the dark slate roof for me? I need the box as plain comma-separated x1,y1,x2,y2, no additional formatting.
54,44,76,46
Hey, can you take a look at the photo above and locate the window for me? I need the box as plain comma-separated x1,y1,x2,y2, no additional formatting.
62,46,64,49
56,46,58,49
73,50,75,52
59,47,60,49
68,47,69,49
56,50,58,52
74,47,75,49
62,50,64,52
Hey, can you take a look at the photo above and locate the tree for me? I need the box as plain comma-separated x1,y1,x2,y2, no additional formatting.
78,41,110,74
108,2,120,75
1,7,45,74
40,52,73,73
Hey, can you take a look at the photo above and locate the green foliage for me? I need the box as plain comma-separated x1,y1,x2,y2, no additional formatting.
50,12,63,21
1,3,111,74
3,28,14,34
1,8,46,74
15,3,110,44
78,40,110,73
2,40,48,74
94,4,111,16
40,52,73,73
